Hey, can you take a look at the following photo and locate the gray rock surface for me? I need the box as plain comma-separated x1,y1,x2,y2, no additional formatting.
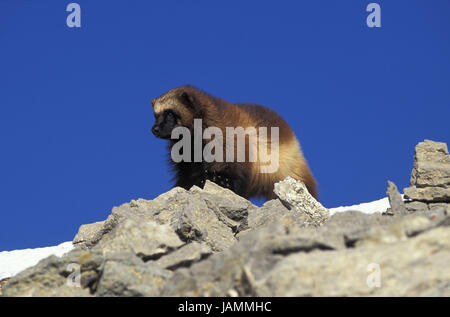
402,139,450,212
153,242,212,270
0,278,9,296
386,181,408,215
253,227,450,296
273,176,329,226
161,215,450,296
240,199,310,238
404,201,428,213
404,186,450,202
429,203,450,215
410,139,450,188
73,221,106,249
97,219,184,260
2,140,450,297
96,258,172,297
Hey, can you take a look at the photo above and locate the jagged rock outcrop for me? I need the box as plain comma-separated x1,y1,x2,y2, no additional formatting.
409,140,450,188
403,140,450,214
2,140,450,297
386,181,408,215
273,176,329,226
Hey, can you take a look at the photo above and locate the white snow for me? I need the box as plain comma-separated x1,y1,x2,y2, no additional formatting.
0,241,73,280
0,197,392,281
328,197,390,216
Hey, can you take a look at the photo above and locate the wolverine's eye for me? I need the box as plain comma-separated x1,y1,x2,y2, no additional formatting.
165,110,178,119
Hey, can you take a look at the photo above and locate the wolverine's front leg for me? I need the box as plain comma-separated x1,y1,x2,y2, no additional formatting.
174,162,206,190
204,167,249,198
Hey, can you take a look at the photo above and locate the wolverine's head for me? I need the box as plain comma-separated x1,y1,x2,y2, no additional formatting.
151,86,199,139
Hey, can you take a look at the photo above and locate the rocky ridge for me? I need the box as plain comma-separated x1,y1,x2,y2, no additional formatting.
1,140,449,297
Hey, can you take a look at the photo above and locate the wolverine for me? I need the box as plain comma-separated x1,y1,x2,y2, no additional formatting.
151,85,318,200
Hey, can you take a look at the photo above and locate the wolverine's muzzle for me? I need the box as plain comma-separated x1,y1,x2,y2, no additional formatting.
152,110,177,139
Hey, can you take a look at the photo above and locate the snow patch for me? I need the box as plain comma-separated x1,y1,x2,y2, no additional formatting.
0,241,73,280
328,197,390,216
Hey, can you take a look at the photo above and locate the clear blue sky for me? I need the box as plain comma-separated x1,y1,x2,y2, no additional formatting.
1,1,449,250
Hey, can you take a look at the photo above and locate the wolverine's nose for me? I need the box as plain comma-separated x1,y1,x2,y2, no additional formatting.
152,125,160,136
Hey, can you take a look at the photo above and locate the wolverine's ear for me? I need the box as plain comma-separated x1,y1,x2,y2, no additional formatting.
179,91,195,108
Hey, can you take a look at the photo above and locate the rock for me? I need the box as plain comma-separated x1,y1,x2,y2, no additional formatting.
404,201,428,213
254,227,450,296
241,199,309,237
386,181,408,215
404,186,450,203
191,181,256,233
354,215,433,247
0,278,9,296
403,140,450,204
153,242,212,270
151,186,237,252
96,219,184,260
410,140,450,188
424,206,449,223
199,181,256,214
429,203,450,215
273,176,329,226
161,221,319,297
96,259,172,297
73,221,107,249
315,210,396,248
162,220,450,297
73,185,238,253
